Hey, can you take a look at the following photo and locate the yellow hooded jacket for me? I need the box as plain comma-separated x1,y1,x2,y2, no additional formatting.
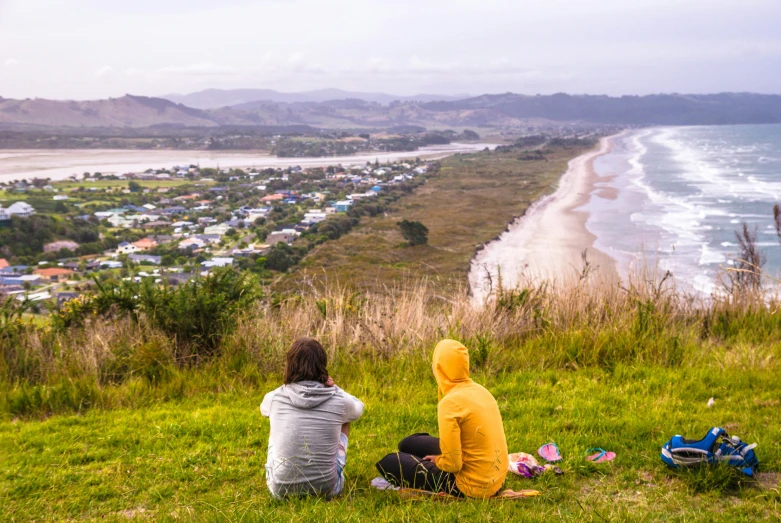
432,339,509,498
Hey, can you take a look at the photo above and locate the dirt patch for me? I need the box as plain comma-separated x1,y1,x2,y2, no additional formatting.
757,472,781,490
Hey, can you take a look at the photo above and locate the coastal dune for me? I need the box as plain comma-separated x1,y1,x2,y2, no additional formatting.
469,135,620,304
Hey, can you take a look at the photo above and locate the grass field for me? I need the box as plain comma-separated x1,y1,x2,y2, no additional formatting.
2,357,779,522
282,144,587,291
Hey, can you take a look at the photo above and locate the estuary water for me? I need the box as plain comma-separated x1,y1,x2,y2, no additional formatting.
0,143,495,184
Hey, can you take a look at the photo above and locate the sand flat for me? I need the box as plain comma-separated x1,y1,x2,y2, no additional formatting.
0,143,495,183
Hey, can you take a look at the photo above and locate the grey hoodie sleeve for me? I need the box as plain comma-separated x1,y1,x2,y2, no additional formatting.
260,389,276,417
338,388,364,423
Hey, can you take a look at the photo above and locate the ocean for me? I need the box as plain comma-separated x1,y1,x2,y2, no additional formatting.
584,124,781,294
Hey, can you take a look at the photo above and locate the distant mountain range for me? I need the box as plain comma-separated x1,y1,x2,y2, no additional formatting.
1,91,781,131
163,88,470,109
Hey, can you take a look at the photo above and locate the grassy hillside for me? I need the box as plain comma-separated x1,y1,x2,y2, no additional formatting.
2,361,779,522
2,274,781,520
282,143,586,291
2,138,780,520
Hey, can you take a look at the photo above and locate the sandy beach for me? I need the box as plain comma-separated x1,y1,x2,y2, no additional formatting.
469,135,622,303
0,143,496,184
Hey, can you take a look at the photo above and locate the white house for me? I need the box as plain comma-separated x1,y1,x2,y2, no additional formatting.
108,215,135,228
6,202,35,217
302,211,327,225
201,257,234,268
116,242,141,255
53,195,69,201
347,192,376,201
204,223,232,236
179,237,207,250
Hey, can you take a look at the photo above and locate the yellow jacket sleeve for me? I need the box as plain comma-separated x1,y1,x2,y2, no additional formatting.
435,398,464,473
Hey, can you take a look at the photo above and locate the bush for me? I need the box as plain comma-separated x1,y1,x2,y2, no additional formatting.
50,268,262,359
397,220,429,246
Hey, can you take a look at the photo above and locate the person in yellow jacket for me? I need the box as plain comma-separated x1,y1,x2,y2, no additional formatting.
376,339,509,497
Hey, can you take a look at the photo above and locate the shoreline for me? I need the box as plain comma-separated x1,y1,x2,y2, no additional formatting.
469,134,623,303
0,143,496,183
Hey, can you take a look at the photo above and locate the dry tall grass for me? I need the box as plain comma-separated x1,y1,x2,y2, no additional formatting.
4,263,779,398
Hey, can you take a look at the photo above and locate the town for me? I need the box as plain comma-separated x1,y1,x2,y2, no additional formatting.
0,158,435,310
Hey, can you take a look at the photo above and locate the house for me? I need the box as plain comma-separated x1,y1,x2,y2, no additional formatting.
53,195,69,201
116,242,141,255
0,285,24,297
33,268,74,283
302,211,327,225
142,221,171,230
232,244,271,257
0,265,28,275
201,257,234,268
348,192,376,201
128,254,162,265
198,217,217,226
204,223,231,236
132,238,158,251
196,234,222,244
0,274,40,286
63,260,100,272
6,202,35,217
178,237,207,250
19,291,51,302
261,193,285,203
334,200,353,213
108,215,135,228
265,231,296,245
57,292,80,305
225,219,248,228
160,206,187,215
100,260,123,269
0,207,10,222
0,259,9,270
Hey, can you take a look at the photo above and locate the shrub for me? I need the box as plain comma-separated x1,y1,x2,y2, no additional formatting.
50,268,262,360
397,219,429,246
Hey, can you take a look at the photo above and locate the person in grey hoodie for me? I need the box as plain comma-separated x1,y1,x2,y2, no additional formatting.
261,338,364,498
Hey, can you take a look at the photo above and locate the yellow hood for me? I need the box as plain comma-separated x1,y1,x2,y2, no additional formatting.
432,339,471,398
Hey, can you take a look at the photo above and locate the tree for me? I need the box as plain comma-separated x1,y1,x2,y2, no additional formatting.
397,220,428,246
128,181,142,193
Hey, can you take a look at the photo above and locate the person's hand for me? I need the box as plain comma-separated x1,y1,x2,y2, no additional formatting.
326,376,335,387
422,455,439,463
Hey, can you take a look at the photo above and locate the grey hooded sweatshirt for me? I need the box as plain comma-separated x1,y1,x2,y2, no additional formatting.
261,381,364,497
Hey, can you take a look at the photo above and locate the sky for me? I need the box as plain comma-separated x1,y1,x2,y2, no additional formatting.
1,0,780,100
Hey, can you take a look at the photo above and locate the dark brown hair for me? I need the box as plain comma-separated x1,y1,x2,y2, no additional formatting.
284,338,328,385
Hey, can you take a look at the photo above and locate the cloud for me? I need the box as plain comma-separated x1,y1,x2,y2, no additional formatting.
124,56,326,80
3,58,20,67
94,65,114,77
126,62,240,77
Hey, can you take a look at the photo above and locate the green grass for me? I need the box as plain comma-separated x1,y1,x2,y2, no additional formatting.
2,359,779,522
